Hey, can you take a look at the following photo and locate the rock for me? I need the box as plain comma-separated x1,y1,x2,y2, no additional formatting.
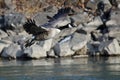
87,41,100,56
108,26,120,42
73,45,87,56
118,4,120,9
4,0,15,10
23,44,46,59
46,49,56,58
1,43,23,59
4,13,26,27
54,38,74,57
38,39,53,52
99,39,120,56
33,12,55,26
71,12,91,25
6,30,16,36
85,16,103,27
0,29,8,39
86,0,99,10
0,40,10,53
52,27,77,46
70,32,88,51
106,9,120,26
43,5,58,13
90,30,103,41
87,0,111,11
81,17,103,34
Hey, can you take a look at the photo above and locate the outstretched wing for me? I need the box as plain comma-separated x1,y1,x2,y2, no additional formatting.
48,7,75,22
23,19,48,35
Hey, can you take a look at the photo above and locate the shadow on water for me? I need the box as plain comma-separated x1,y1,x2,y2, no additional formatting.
0,57,120,80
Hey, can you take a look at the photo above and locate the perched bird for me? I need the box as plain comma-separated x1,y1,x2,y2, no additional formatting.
23,19,60,47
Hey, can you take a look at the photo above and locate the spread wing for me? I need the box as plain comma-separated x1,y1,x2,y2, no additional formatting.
23,19,48,35
48,7,75,22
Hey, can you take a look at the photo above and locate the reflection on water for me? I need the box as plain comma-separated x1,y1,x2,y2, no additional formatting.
0,57,120,80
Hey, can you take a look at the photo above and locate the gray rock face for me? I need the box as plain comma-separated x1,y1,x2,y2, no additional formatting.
106,9,120,26
4,13,26,27
38,39,53,52
23,44,46,59
54,41,74,57
1,44,23,59
108,26,120,42
99,39,120,56
52,27,77,46
0,30,8,39
90,30,103,41
85,16,103,27
81,17,103,34
33,12,55,26
43,5,58,13
0,41,10,53
87,41,100,56
53,32,88,57
71,12,91,25
70,32,88,51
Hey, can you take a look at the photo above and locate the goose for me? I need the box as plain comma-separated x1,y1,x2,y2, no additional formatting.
23,19,60,47
43,7,75,29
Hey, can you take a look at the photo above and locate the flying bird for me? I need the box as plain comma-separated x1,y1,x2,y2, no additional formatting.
44,7,75,29
23,19,60,47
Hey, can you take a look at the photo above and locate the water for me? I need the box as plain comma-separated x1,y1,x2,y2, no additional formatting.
0,57,120,80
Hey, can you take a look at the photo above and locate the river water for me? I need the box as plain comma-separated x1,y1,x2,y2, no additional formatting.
0,57,120,80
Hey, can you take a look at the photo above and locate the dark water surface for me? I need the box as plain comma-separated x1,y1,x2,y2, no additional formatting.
0,57,120,80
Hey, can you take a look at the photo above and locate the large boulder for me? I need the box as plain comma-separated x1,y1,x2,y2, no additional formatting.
0,40,10,53
52,27,77,46
53,32,88,57
54,36,74,57
1,43,23,59
81,16,103,34
87,41,100,56
108,26,120,42
106,9,120,26
33,12,55,26
71,12,91,25
70,32,88,51
38,39,53,52
0,29,8,39
99,39,120,56
84,16,103,28
4,13,26,27
23,44,46,59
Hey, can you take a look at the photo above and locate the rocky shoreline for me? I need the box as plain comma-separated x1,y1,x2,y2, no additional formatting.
0,0,120,60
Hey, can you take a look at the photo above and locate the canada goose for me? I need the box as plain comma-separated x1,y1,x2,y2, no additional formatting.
44,7,75,29
23,19,60,47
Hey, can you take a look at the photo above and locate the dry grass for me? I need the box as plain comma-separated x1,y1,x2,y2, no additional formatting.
0,0,83,16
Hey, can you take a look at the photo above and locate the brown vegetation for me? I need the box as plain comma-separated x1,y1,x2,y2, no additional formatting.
0,0,90,16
